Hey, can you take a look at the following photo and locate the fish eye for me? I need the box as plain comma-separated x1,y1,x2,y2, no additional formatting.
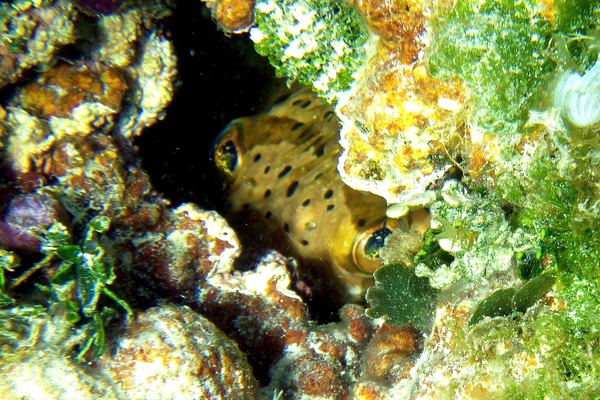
217,140,238,172
212,126,243,176
352,218,403,273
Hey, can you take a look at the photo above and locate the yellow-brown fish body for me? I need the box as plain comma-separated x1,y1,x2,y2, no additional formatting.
212,88,403,304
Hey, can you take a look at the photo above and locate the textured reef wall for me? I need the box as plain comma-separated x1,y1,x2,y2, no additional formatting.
2,0,600,399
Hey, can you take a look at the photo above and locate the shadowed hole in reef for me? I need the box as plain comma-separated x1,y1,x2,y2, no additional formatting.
134,4,347,375
136,1,286,209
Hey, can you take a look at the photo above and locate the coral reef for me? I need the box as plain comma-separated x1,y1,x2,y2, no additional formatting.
216,0,600,397
4,0,600,398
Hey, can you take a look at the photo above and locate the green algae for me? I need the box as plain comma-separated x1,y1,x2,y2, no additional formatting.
468,270,556,325
415,181,531,289
427,0,554,135
249,0,368,102
365,262,436,330
551,0,600,71
427,0,600,135
487,122,600,397
0,216,131,362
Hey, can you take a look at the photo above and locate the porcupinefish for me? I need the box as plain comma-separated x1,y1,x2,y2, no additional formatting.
212,88,424,305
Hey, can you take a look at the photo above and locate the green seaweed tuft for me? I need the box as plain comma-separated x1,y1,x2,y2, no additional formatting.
365,263,437,330
1,216,131,362
468,270,556,325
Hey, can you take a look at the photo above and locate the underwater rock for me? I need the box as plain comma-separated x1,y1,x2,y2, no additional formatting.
0,191,67,252
203,0,256,33
90,9,143,68
336,0,468,214
116,31,178,139
99,305,260,399
0,0,76,89
124,203,240,303
359,323,421,384
5,63,128,176
72,0,124,15
16,63,128,120
0,349,122,400
198,251,310,383
265,303,376,399
248,0,369,102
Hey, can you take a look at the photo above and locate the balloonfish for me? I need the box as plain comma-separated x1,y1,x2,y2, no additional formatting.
212,88,418,305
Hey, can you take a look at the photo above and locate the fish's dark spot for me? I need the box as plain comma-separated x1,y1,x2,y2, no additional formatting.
313,172,323,181
291,122,305,131
284,223,290,233
324,110,335,122
278,166,292,178
301,239,309,246
264,189,271,198
253,153,262,162
274,92,293,105
314,144,326,157
264,166,271,174
286,181,299,197
357,218,367,228
265,211,272,219
297,126,318,143
242,203,250,210
302,199,311,207
293,99,312,108
327,204,334,211
324,189,334,199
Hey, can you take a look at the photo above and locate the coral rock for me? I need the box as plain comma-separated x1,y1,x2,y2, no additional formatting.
360,323,421,383
117,32,178,139
0,190,67,252
203,0,256,33
337,0,468,212
125,204,240,302
99,305,260,400
17,63,127,120
0,349,121,400
0,0,76,89
198,252,309,382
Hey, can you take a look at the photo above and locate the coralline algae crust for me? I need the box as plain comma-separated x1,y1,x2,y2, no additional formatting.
333,0,469,210
173,204,241,276
117,32,177,139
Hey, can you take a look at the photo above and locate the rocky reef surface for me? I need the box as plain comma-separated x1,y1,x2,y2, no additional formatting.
2,0,600,399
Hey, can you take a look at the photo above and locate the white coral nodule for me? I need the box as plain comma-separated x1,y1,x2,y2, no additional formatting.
553,59,600,128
